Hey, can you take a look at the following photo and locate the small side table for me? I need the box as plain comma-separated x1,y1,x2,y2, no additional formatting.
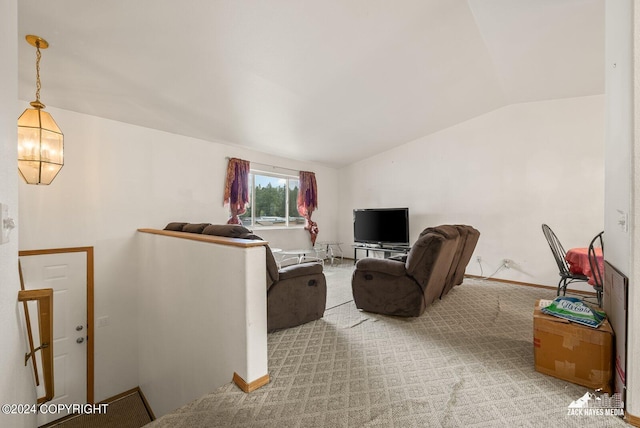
280,249,324,266
315,241,344,265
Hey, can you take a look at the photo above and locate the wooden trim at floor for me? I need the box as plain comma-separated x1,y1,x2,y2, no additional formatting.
93,387,154,420
627,411,640,427
464,275,597,296
99,387,155,421
136,387,156,421
233,372,270,393
39,387,154,427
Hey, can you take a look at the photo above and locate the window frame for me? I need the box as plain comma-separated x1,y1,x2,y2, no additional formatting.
240,169,303,229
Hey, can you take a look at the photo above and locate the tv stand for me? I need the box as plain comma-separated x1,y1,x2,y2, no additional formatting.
352,244,411,263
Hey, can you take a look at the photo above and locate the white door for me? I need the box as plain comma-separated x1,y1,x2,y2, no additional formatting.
20,252,87,427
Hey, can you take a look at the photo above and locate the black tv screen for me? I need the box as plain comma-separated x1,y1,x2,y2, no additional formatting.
353,208,409,246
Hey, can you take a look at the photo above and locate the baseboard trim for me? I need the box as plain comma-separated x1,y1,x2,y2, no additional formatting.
464,275,597,296
100,387,155,421
627,411,640,427
135,387,156,421
233,372,270,393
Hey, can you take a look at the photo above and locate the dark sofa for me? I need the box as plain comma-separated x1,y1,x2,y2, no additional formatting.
351,224,479,317
164,222,327,332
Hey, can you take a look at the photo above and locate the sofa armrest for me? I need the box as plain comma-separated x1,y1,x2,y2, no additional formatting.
278,262,323,280
355,258,406,276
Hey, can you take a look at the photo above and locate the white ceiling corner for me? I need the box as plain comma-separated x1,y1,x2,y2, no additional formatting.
17,0,604,168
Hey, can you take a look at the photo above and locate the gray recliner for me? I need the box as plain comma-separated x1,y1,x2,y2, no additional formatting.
264,246,327,332
418,224,480,299
451,225,480,287
163,222,327,332
351,227,460,317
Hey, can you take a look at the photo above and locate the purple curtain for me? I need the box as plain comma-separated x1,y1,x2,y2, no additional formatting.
297,171,319,245
223,158,250,225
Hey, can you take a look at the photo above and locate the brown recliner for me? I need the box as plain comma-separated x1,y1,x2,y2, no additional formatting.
265,246,327,332
351,228,460,317
452,225,480,286
424,224,480,299
416,225,463,299
163,222,327,332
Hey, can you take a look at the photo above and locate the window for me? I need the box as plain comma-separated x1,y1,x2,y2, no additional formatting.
239,171,304,228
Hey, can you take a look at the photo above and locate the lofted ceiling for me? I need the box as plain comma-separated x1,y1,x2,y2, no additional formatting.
17,0,604,168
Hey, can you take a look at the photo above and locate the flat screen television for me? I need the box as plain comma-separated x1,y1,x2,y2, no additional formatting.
353,208,409,246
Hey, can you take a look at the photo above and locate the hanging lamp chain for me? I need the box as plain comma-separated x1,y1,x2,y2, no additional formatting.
35,42,42,103
28,38,46,110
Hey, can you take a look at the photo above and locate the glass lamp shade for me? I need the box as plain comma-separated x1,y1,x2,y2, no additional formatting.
17,107,64,185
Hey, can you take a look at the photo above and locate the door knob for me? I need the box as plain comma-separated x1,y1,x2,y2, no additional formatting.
76,337,84,344
76,325,83,331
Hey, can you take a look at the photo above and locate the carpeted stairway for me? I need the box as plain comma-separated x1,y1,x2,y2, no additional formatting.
43,389,153,428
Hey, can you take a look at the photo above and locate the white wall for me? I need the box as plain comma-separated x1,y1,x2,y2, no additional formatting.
605,0,639,420
339,96,605,290
605,0,633,273
632,0,640,417
18,106,339,402
138,233,267,417
1,1,37,427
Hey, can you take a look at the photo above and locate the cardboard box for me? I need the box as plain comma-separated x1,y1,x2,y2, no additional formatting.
533,301,613,392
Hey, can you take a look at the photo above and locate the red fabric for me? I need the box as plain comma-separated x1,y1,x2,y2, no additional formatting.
223,158,250,225
565,247,604,286
297,171,319,245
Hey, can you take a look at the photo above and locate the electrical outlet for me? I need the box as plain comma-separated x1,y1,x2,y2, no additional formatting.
503,259,512,269
617,209,629,233
97,316,110,328
476,255,482,263
1,203,15,245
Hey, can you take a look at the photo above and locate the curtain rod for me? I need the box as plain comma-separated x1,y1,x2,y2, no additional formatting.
225,157,302,175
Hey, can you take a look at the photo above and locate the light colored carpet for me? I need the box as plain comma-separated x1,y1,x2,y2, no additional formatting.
145,275,629,428
323,261,356,309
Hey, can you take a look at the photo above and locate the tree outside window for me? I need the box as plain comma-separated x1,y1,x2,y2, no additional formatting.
239,173,303,227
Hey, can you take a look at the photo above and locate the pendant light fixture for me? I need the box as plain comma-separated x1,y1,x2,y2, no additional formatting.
17,35,64,185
